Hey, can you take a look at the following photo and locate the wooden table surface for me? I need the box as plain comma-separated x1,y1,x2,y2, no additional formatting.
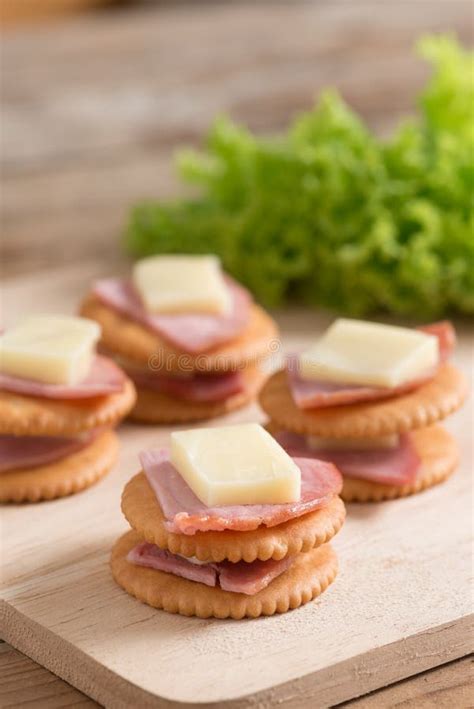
1,1,473,707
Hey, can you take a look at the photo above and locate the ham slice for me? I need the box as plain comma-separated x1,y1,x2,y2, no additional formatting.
141,449,342,535
0,355,125,400
419,321,456,363
127,541,293,595
93,277,252,354
0,430,98,472
124,365,245,403
288,320,455,410
272,430,420,486
128,543,217,587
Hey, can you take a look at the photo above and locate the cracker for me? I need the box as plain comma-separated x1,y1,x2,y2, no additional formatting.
80,295,279,373
111,530,338,619
129,367,267,424
341,425,459,502
0,379,136,437
0,429,118,503
259,365,467,438
121,472,345,562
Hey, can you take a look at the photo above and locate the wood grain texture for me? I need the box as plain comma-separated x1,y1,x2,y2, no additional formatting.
344,656,474,708
1,643,471,709
0,642,99,708
2,1,473,278
0,266,472,707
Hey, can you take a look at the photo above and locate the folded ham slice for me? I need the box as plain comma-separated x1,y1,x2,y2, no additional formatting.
0,430,98,472
141,449,342,535
272,430,420,486
127,541,293,595
124,365,245,403
288,321,455,410
419,321,456,362
93,277,252,354
0,355,125,400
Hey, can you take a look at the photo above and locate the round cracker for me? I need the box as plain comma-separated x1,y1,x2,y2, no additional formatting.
80,295,279,373
111,530,338,619
129,367,267,424
259,364,468,438
121,472,346,562
0,429,118,503
0,379,136,436
341,425,459,502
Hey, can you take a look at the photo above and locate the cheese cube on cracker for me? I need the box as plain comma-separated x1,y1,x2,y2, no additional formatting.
0,315,100,385
299,319,438,388
170,423,301,506
132,255,232,315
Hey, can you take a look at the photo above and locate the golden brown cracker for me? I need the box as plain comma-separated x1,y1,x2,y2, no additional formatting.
80,294,279,373
0,379,136,436
121,471,345,563
341,425,459,502
129,366,267,424
259,364,468,438
0,429,118,503
111,530,338,619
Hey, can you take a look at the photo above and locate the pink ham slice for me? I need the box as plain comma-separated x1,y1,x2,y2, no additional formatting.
127,542,293,595
128,543,217,587
93,277,252,354
419,321,456,362
0,430,98,473
288,320,455,410
141,449,342,535
272,430,420,486
216,555,293,594
124,366,245,403
0,355,125,400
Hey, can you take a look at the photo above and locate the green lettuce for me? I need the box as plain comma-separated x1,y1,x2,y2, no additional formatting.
126,36,474,317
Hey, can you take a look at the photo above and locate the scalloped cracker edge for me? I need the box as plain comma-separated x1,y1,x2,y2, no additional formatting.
259,364,468,438
129,367,267,424
121,472,345,562
0,429,119,503
111,530,338,619
0,379,136,437
341,425,459,502
80,295,279,373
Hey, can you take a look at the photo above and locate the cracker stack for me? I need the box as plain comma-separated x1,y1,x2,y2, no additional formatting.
0,380,135,503
0,315,136,503
260,363,468,503
111,456,346,620
81,279,279,425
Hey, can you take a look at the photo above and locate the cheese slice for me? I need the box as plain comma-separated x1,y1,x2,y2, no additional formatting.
299,318,438,388
306,434,399,451
132,254,232,315
0,315,101,386
170,423,301,506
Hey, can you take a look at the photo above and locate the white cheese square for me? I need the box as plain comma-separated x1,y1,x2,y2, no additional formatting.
132,254,232,315
170,423,301,506
0,315,101,385
299,318,438,388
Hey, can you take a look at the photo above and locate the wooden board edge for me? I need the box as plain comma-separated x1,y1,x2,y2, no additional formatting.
1,599,473,708
0,599,162,709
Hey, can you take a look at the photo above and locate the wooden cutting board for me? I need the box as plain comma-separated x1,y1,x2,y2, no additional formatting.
1,266,472,708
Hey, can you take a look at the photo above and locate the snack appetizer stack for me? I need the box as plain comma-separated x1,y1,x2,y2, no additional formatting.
259,319,468,502
80,255,278,423
111,423,345,619
0,315,136,503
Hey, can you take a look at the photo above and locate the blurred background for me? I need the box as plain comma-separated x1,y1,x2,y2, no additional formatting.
1,0,473,317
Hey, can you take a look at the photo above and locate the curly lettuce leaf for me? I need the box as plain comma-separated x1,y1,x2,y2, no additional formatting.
126,36,474,317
